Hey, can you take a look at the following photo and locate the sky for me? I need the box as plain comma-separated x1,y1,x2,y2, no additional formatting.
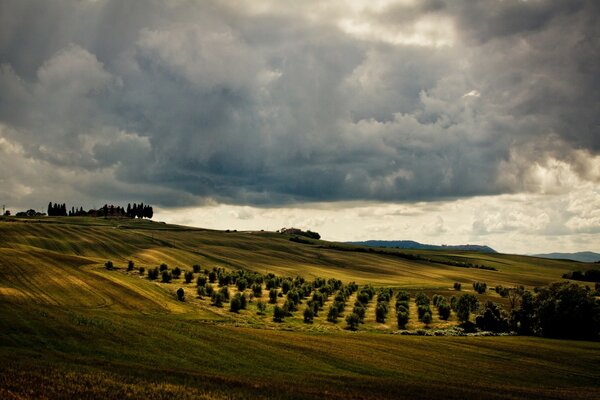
0,0,599,254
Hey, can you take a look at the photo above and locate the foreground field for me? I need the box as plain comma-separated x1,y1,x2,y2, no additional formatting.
1,217,599,399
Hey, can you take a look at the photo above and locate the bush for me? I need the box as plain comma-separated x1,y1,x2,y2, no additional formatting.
104,260,114,270
473,281,487,294
303,307,314,323
327,305,339,322
127,260,135,271
148,267,159,280
138,267,145,276
397,310,409,329
161,270,172,283
172,267,182,279
437,302,451,320
237,278,248,292
252,283,262,297
192,264,201,273
346,313,360,330
211,292,224,307
273,305,285,322
456,294,478,323
204,284,214,296
269,289,278,304
197,285,206,298
415,292,430,307
453,282,462,291
159,263,168,272
353,304,366,322
230,295,242,312
282,280,292,294
256,300,266,315
417,305,431,321
476,301,509,332
421,311,432,325
196,276,207,287
176,288,185,301
208,271,217,283
184,271,194,283
219,286,229,301
375,302,388,323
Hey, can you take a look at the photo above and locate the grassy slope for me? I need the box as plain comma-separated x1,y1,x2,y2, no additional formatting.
1,217,599,399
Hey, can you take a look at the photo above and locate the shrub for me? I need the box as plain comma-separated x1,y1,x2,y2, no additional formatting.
219,286,229,301
211,292,223,307
230,295,242,313
204,284,214,297
333,300,345,314
256,300,266,315
303,307,314,323
176,288,185,301
421,311,432,325
346,313,360,330
236,278,248,292
127,260,135,271
437,302,451,320
192,264,201,273
273,305,285,322
417,305,431,321
148,267,159,280
184,271,194,284
208,271,217,283
138,267,145,276
159,263,168,272
196,276,207,287
282,280,292,294
161,270,172,283
353,304,366,322
397,310,409,329
456,294,478,323
476,301,509,332
396,290,410,302
269,289,278,304
283,299,296,314
104,260,114,270
375,302,388,323
473,281,487,294
252,283,262,297
357,291,370,305
453,282,462,291
415,292,430,307
327,305,339,322
197,285,206,298
172,267,182,279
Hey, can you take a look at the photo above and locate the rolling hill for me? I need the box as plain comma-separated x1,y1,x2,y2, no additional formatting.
1,216,599,399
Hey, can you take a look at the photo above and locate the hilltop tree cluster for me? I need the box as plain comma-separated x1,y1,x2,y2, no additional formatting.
43,201,153,219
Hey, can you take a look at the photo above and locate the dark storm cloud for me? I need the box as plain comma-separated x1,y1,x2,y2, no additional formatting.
0,0,598,208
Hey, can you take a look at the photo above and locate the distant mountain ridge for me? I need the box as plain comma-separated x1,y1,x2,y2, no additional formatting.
346,240,497,253
533,252,600,263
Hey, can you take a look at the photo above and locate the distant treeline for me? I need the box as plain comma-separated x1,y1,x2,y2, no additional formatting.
46,202,153,219
563,269,600,282
309,242,497,271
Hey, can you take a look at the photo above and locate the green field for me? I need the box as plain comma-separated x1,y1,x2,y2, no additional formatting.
1,217,599,399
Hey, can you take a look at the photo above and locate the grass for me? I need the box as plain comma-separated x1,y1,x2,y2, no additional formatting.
1,216,599,399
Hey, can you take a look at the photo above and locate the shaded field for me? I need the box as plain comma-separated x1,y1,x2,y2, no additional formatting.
1,217,599,399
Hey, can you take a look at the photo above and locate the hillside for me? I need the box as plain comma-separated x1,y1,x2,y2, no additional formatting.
1,217,599,399
533,251,600,263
